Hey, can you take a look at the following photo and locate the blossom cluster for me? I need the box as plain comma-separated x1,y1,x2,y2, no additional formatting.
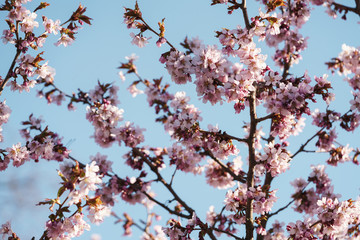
286,197,360,239
0,115,70,171
1,0,360,239
45,213,91,240
291,165,338,216
164,27,267,108
85,83,145,148
224,183,277,223
162,213,201,240
257,143,291,177
1,0,91,99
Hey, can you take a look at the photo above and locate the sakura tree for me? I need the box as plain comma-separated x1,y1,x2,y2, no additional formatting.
1,0,360,239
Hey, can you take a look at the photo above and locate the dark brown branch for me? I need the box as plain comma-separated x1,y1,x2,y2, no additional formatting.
257,172,274,240
221,131,247,143
332,1,360,16
199,129,247,143
133,148,195,215
268,199,295,218
211,227,244,240
227,0,251,29
142,192,190,219
139,17,176,49
245,91,257,240
255,113,275,123
0,49,21,96
291,127,325,159
211,206,226,229
240,0,252,30
205,150,246,183
169,167,177,186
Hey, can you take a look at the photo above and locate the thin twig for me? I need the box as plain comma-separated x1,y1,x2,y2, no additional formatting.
169,167,177,186
268,199,295,218
256,113,275,123
211,227,244,240
139,17,176,49
133,148,195,215
142,192,190,219
205,150,246,183
332,1,360,16
245,90,257,240
0,49,21,96
291,127,325,159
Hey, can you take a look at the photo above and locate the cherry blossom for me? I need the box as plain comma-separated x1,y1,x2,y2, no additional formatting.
1,0,360,239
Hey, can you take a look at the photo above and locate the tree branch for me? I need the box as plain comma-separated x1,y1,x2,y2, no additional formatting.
142,191,190,219
291,127,325,159
0,49,21,96
332,1,360,16
205,149,246,183
133,148,195,215
268,199,295,218
139,17,176,49
240,0,251,30
211,227,244,240
245,91,257,240
255,113,275,123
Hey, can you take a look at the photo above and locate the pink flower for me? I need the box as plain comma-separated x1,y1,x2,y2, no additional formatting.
118,71,126,81
156,37,167,47
205,159,235,189
0,221,12,240
42,16,61,34
87,205,111,225
55,34,74,47
8,6,29,22
20,12,39,33
130,32,150,48
127,84,144,97
36,62,56,83
1,30,14,44
6,142,30,167
113,121,145,147
90,153,113,174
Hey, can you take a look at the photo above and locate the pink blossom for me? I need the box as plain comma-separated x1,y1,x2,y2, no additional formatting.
20,12,39,33
90,153,113,174
258,143,291,177
8,5,29,22
68,161,102,205
1,30,14,44
87,205,111,225
164,50,193,84
113,121,146,147
36,62,56,83
86,102,124,147
6,142,30,167
0,157,10,171
55,34,74,47
118,71,126,81
42,16,61,34
0,101,11,142
0,221,12,240
46,213,90,239
130,32,150,48
127,84,144,97
205,160,235,189
156,37,167,47
168,143,204,174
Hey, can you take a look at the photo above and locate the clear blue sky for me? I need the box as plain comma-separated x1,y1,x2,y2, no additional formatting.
0,0,360,239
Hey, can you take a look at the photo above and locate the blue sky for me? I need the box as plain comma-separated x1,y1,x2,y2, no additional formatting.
1,0,360,239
